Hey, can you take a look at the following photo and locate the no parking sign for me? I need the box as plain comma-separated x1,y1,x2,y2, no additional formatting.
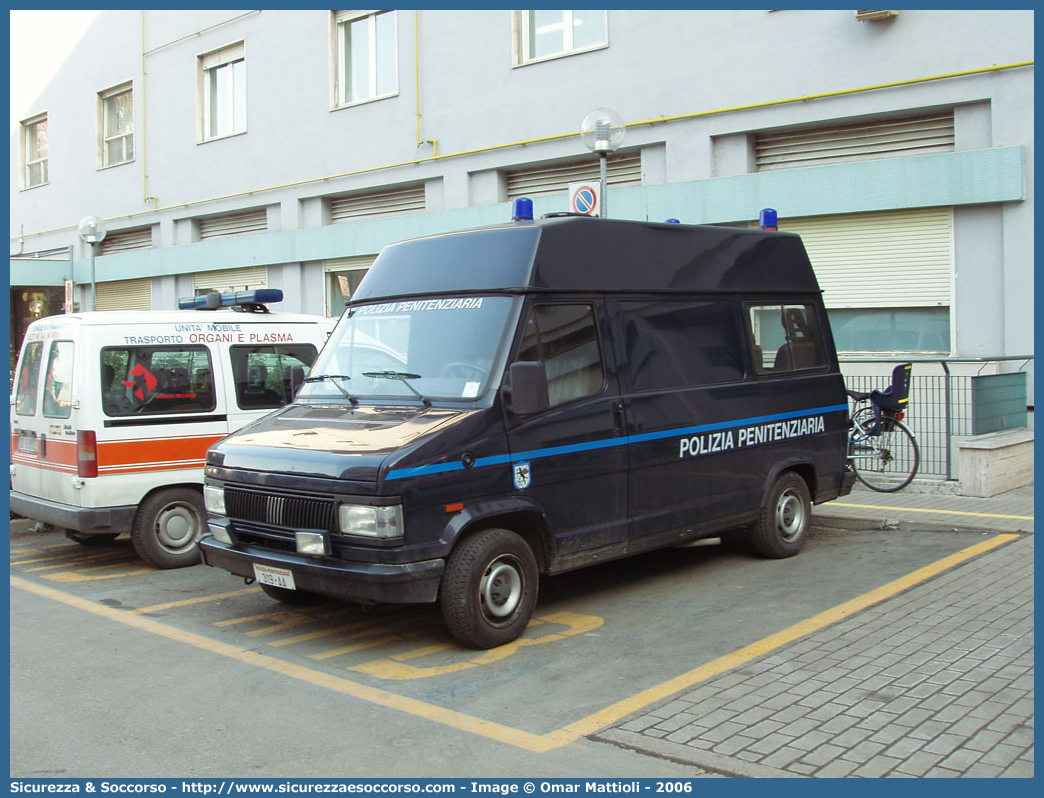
568,181,601,216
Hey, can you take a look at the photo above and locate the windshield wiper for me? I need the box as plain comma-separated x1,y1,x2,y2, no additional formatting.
362,371,432,407
301,374,358,405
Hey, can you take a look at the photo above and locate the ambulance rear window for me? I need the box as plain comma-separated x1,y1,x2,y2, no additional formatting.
14,341,44,416
101,346,215,416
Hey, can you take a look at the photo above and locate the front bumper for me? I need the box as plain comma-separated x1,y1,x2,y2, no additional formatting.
198,536,445,604
9,491,137,533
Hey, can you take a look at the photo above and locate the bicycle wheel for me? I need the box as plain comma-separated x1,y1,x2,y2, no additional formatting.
849,407,920,492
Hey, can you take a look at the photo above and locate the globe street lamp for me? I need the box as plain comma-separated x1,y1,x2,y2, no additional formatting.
580,108,625,218
78,216,107,311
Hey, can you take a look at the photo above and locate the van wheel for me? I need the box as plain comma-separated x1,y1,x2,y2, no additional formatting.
440,528,538,650
131,488,205,569
259,582,323,605
749,472,811,559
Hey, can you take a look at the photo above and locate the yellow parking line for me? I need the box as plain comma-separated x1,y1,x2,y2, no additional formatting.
9,533,1017,753
10,574,551,752
130,587,261,615
831,502,1032,522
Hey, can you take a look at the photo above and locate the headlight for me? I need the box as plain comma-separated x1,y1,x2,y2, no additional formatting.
204,485,226,515
338,503,403,539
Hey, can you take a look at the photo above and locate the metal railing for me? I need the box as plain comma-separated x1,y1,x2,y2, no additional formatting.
840,356,1034,481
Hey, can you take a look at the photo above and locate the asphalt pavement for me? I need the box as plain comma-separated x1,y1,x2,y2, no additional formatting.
597,483,1035,777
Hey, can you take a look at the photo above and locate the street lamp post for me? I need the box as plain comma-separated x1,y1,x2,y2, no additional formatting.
580,108,626,218
77,216,107,311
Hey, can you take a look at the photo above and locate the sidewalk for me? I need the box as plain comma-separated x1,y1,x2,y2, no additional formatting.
598,483,1034,778
812,483,1034,535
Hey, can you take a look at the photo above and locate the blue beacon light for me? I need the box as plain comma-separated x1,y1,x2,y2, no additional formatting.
512,197,534,223
759,208,778,231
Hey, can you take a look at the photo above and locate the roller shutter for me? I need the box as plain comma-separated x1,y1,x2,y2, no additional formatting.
324,255,377,274
96,278,152,311
506,151,641,199
198,208,268,240
325,255,377,313
756,112,955,171
193,265,268,293
100,226,152,255
329,185,426,222
779,208,952,309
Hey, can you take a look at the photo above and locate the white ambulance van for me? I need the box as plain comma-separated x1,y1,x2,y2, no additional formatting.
10,289,333,569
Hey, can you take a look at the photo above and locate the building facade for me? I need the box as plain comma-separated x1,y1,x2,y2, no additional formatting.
9,10,1034,398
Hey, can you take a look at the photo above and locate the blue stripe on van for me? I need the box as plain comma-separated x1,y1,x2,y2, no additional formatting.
385,403,848,481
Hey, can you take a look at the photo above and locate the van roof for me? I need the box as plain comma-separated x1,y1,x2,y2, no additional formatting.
353,215,822,302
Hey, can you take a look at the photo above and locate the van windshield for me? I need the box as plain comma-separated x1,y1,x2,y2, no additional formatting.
299,296,519,404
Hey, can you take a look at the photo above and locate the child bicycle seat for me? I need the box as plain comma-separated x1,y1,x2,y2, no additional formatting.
846,363,912,413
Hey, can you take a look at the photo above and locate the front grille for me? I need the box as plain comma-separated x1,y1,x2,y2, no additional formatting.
225,487,337,533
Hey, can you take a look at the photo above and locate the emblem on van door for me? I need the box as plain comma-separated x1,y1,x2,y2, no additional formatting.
513,462,532,490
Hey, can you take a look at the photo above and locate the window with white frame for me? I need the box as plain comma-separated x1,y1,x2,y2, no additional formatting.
21,113,49,188
99,83,134,167
333,10,398,107
199,42,246,141
515,10,607,65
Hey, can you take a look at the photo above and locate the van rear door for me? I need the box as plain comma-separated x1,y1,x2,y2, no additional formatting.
11,334,81,509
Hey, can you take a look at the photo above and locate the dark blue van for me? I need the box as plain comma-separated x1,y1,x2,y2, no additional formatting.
199,215,855,648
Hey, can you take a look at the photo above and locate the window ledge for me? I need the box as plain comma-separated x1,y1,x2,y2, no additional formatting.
513,43,608,69
99,159,135,171
198,130,248,145
332,91,399,112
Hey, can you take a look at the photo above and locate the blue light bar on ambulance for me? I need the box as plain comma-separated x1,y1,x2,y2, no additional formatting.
178,288,283,310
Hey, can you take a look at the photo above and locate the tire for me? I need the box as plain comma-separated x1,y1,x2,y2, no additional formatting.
440,528,538,649
131,488,206,569
748,472,811,559
849,410,920,493
67,531,120,546
259,582,323,605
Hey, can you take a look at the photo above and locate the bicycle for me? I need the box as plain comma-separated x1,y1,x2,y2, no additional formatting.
846,363,920,492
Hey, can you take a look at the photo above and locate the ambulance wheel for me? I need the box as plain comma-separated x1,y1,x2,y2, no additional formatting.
258,583,323,605
749,472,811,559
67,531,120,546
131,488,206,569
440,528,538,650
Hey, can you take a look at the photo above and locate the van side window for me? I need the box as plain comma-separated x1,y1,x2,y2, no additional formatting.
620,301,743,390
42,341,75,418
101,346,216,416
14,341,44,416
747,304,827,373
517,304,605,408
230,344,319,410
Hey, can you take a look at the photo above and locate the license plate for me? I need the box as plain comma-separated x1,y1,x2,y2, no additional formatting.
17,435,38,455
253,563,296,590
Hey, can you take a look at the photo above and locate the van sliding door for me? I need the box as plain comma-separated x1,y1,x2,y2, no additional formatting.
609,298,756,540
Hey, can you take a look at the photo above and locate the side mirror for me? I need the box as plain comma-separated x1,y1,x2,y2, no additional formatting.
506,362,549,417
